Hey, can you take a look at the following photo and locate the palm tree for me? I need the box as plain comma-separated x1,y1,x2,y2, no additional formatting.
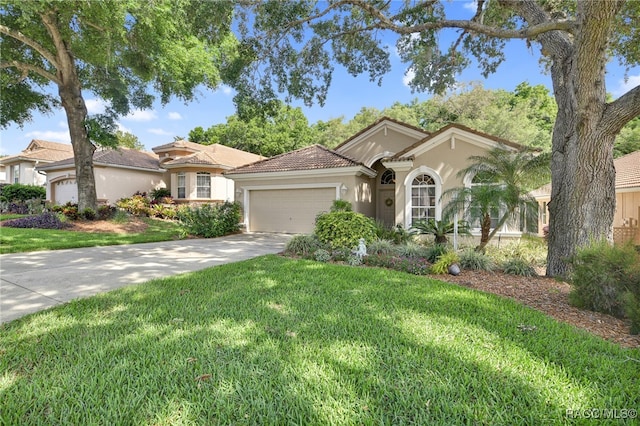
443,146,550,252
411,217,471,244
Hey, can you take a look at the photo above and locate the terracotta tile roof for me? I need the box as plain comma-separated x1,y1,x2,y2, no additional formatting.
393,123,524,159
226,144,366,174
334,116,430,150
153,141,263,168
615,150,640,189
37,148,162,171
0,140,74,164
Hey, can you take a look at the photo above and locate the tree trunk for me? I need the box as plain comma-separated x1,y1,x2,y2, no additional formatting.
545,1,618,277
42,10,98,212
59,80,97,211
476,214,492,251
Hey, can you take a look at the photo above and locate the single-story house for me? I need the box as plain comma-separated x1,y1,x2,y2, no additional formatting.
0,140,74,185
37,147,168,205
225,117,524,235
534,149,640,245
152,140,263,204
35,141,264,206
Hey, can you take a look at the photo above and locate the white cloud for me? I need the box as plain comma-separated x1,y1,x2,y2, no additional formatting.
168,112,182,120
85,98,107,114
612,74,640,97
403,68,416,87
216,85,233,95
123,109,158,122
58,121,69,129
463,1,478,12
147,128,173,136
25,130,71,142
116,122,132,133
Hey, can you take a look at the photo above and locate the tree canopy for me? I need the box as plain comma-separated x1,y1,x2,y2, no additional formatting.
1,0,237,209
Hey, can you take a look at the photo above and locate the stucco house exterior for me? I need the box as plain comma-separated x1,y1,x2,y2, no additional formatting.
226,117,523,235
35,140,264,206
37,147,168,205
534,149,640,245
152,140,263,204
0,140,74,185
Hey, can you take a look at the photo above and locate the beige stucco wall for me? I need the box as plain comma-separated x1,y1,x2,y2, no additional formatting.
5,161,46,186
337,127,422,167
45,166,167,205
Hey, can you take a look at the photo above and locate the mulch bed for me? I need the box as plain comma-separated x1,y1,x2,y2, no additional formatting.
434,270,640,348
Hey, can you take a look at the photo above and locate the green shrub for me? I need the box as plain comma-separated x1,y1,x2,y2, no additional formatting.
0,183,46,203
285,234,326,257
97,205,116,220
116,195,151,216
330,199,352,212
176,202,241,238
314,210,377,250
150,187,171,200
51,202,79,220
375,222,415,245
502,258,537,277
367,239,397,256
396,241,433,259
81,208,96,221
459,249,494,271
486,238,547,268
431,251,460,275
314,249,331,262
424,244,449,263
568,240,639,318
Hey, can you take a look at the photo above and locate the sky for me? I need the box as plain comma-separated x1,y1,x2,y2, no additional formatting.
1,1,639,156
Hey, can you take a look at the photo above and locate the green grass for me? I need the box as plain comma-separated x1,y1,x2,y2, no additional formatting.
0,217,183,254
1,256,638,425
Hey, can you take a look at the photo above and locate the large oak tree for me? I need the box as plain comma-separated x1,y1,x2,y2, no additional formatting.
228,0,640,277
1,0,236,210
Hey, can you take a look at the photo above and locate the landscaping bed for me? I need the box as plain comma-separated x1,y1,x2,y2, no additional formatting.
434,270,640,348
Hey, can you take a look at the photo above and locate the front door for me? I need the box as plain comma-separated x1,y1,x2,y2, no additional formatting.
378,189,395,228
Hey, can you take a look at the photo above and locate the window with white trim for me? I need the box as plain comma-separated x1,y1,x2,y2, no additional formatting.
177,172,186,199
410,174,436,225
12,165,19,183
196,172,211,199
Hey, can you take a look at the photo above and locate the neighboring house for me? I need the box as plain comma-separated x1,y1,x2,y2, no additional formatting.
226,117,523,235
152,141,264,203
37,147,167,205
0,140,74,185
534,150,640,245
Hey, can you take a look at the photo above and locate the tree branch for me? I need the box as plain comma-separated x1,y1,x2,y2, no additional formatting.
602,84,640,135
1,60,61,84
0,24,60,68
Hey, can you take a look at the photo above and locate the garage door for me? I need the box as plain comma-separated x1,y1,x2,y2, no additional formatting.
249,188,336,233
54,179,78,205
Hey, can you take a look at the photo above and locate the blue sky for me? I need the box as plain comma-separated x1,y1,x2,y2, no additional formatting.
1,1,638,156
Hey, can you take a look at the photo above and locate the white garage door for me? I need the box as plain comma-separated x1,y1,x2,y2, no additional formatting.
249,188,336,233
54,179,78,205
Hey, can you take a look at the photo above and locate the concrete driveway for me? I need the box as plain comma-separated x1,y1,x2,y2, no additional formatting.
0,233,291,324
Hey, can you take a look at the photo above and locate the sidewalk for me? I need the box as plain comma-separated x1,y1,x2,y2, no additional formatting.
0,233,291,324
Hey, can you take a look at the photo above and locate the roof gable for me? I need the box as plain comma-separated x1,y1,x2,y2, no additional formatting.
334,117,429,154
0,139,74,164
392,123,524,159
226,144,369,175
615,150,640,189
153,141,263,168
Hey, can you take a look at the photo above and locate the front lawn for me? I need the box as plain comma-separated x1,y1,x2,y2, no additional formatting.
1,256,638,425
0,217,183,254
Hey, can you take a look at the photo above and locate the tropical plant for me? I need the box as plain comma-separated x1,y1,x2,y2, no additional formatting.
411,218,470,244
443,146,549,252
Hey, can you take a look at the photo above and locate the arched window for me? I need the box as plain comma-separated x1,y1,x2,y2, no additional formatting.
380,169,395,185
196,172,211,199
411,174,436,224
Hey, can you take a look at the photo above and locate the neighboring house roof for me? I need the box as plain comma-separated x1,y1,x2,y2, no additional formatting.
37,147,163,172
0,140,74,164
334,116,430,151
226,144,372,175
615,150,640,190
153,141,263,169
